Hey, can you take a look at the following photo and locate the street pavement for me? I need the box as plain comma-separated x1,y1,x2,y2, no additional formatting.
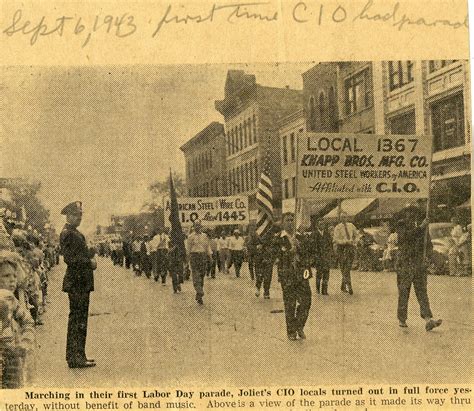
31,258,472,388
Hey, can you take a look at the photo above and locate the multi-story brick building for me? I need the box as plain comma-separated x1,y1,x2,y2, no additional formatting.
299,60,471,219
180,122,226,197
215,70,302,220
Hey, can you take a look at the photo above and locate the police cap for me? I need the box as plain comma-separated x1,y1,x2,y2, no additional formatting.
61,201,83,216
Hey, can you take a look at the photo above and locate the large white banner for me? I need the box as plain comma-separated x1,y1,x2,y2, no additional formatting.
297,133,432,199
164,196,249,227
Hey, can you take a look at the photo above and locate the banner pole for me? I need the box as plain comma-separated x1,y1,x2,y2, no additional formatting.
423,135,434,261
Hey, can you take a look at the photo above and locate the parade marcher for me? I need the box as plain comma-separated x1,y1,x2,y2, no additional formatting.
207,233,218,279
394,205,442,331
140,236,152,279
357,228,373,272
154,228,169,284
312,219,332,295
333,213,358,295
274,212,312,340
59,201,97,368
131,237,142,275
123,239,132,269
254,228,276,299
187,220,210,305
246,228,258,282
217,232,229,274
168,237,184,294
228,229,245,278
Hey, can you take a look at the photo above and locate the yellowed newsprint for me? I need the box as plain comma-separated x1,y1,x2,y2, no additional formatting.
0,0,472,410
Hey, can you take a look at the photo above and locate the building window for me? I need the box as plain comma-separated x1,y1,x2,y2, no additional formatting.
243,120,248,148
290,133,296,162
429,60,458,73
282,135,288,165
431,92,465,152
247,118,252,145
245,163,249,192
239,125,243,151
389,110,416,135
319,92,325,125
249,161,254,190
309,96,316,131
345,69,372,115
254,159,259,186
284,179,289,199
252,114,257,144
388,61,414,91
291,176,296,198
209,150,212,168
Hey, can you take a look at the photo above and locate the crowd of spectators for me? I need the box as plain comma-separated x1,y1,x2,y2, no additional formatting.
0,216,60,388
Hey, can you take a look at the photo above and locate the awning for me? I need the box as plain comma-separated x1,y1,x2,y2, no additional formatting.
364,198,410,220
323,198,377,220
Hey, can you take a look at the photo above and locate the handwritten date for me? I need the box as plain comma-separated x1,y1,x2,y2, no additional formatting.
3,9,137,47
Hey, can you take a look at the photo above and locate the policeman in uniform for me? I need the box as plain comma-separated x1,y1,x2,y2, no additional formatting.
274,212,312,340
60,201,97,368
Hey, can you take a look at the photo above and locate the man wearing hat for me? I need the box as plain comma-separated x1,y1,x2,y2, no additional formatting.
187,219,211,304
394,204,442,331
59,201,97,368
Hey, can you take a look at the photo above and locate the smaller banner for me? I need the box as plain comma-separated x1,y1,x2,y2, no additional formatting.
297,133,432,199
164,196,249,227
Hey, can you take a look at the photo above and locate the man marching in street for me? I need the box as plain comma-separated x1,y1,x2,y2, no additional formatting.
333,212,358,295
59,201,97,368
228,229,245,278
275,212,312,340
394,204,442,331
187,219,211,305
312,219,333,295
254,226,276,299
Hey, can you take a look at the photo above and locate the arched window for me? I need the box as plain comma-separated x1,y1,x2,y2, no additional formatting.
309,96,316,131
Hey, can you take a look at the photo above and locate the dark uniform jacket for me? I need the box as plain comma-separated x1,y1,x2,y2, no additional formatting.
396,218,432,275
60,224,94,293
274,231,313,285
254,232,276,265
312,229,333,269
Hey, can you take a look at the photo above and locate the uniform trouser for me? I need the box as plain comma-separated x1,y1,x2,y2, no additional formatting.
247,253,256,280
397,264,433,322
230,250,244,277
156,249,168,282
132,252,141,273
316,264,330,286
150,251,158,275
142,255,152,278
124,253,132,269
190,253,207,298
219,249,229,272
338,245,355,286
255,261,273,296
1,350,24,388
281,280,312,336
66,292,90,364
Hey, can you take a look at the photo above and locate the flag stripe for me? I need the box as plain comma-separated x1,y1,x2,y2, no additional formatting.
256,165,273,237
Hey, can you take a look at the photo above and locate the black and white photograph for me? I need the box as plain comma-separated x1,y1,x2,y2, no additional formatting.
1,59,472,397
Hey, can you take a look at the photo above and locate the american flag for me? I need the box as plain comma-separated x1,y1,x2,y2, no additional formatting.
256,153,273,236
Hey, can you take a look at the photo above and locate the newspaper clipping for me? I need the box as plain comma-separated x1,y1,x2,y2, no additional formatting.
0,0,472,410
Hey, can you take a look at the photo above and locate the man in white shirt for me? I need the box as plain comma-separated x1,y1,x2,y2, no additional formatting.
217,232,230,274
333,212,358,295
154,228,169,284
187,220,211,304
228,229,245,278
